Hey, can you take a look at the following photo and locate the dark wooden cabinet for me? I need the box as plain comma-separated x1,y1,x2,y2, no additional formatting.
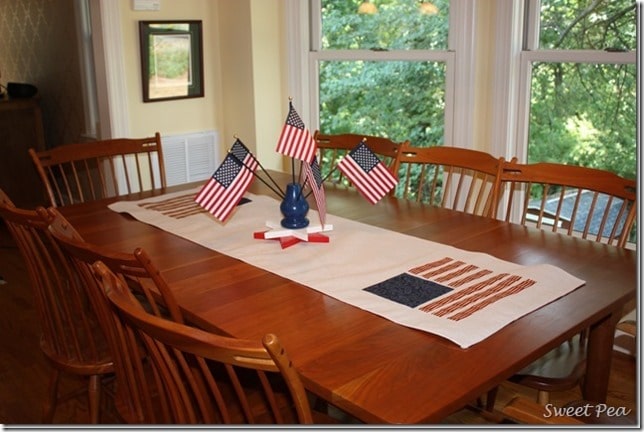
0,96,47,208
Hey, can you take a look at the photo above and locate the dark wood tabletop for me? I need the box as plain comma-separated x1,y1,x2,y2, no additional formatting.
58,172,637,424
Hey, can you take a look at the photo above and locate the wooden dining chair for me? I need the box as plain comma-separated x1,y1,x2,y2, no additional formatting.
485,160,637,412
46,208,186,423
0,188,113,423
313,130,405,187
29,133,166,207
392,142,506,217
495,160,637,247
91,260,326,424
48,209,337,424
494,159,637,330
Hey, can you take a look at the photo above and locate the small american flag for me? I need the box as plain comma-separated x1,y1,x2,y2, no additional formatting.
338,142,398,204
304,156,326,226
194,140,258,222
275,102,316,163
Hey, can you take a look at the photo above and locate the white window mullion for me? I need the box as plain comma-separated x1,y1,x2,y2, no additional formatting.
285,0,310,123
302,0,463,149
448,0,474,150
313,50,453,61
523,50,635,64
490,0,525,162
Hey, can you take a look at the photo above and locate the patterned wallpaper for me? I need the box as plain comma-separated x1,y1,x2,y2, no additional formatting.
0,0,86,148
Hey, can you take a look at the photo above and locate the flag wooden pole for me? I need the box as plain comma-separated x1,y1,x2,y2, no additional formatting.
233,136,285,197
291,157,296,185
228,144,285,199
307,137,367,196
236,158,285,199
248,153,285,197
297,160,309,200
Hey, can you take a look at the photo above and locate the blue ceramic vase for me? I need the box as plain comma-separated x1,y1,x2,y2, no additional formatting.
280,183,309,229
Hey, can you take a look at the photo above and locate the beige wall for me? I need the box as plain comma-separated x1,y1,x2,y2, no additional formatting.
250,0,289,171
117,0,287,170
217,0,287,170
472,0,496,154
1,0,498,170
119,0,221,140
115,1,499,168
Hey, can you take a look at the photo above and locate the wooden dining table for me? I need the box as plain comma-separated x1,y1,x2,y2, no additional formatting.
58,171,637,424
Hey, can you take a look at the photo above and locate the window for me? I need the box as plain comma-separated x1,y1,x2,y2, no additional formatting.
517,0,637,180
75,0,99,139
308,0,461,148
295,0,636,182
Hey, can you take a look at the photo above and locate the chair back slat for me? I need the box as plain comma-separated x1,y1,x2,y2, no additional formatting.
91,261,315,424
0,191,108,364
47,208,187,423
497,161,637,248
50,212,314,424
0,188,112,422
392,144,505,217
29,132,166,207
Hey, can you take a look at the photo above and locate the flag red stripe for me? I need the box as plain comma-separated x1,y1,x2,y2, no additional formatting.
449,269,494,287
276,125,316,162
448,279,536,321
419,272,510,313
304,163,326,225
435,264,478,283
195,155,257,221
419,260,465,279
207,169,253,220
433,275,522,317
338,157,396,204
409,257,454,274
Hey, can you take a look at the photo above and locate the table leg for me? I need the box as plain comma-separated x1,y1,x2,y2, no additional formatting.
582,311,620,402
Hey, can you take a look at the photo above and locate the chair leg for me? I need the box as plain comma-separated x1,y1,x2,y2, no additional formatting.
486,386,499,412
42,368,60,423
536,390,549,405
88,374,101,424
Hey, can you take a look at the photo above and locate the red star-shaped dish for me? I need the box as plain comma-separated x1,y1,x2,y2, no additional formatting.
253,221,333,249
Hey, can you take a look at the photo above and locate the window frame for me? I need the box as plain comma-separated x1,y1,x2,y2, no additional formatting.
288,0,477,151
513,0,637,163
287,0,636,170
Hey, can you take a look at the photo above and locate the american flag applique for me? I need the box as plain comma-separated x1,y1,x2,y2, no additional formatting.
138,194,250,220
364,256,536,321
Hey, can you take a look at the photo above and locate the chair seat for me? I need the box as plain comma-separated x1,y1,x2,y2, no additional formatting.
40,336,114,376
510,338,586,392
616,319,636,336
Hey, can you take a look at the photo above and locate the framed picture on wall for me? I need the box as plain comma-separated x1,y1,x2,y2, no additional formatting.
139,20,204,102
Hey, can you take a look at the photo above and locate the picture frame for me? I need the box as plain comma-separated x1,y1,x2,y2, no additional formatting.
139,20,204,102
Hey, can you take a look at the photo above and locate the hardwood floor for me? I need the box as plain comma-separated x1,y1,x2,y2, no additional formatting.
0,220,637,425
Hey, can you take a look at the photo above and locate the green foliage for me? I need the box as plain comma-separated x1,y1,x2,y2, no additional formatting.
529,0,637,180
318,0,636,183
539,0,636,51
319,0,449,147
322,0,448,50
149,36,190,80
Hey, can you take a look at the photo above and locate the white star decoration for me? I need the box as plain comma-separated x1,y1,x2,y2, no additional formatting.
254,221,334,249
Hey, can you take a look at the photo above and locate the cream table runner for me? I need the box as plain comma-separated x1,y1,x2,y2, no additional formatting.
109,188,585,348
